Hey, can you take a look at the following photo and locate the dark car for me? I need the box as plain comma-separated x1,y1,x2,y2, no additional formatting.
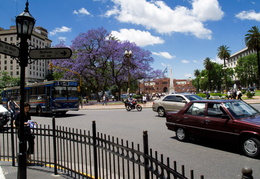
0,104,11,129
152,93,203,117
166,100,260,158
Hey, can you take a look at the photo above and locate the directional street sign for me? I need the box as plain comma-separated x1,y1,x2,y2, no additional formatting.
0,41,19,57
29,48,72,59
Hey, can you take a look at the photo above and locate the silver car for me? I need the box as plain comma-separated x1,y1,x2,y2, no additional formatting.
152,93,203,117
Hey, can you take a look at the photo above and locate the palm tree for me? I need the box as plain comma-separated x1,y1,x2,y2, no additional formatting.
245,26,260,88
217,45,231,91
194,69,200,92
203,58,213,91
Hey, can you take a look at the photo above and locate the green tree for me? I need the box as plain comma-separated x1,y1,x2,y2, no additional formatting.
217,45,231,91
0,72,20,94
194,69,200,92
203,58,213,91
235,53,258,87
245,26,260,88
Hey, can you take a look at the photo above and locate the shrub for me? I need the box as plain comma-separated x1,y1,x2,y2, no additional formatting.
246,92,253,98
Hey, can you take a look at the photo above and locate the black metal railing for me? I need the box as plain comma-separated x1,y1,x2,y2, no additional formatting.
0,118,254,179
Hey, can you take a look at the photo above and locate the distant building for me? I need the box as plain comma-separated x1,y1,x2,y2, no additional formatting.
139,78,196,94
226,47,255,82
0,26,52,83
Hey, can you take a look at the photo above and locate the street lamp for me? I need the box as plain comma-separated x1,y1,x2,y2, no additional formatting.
124,50,132,95
16,1,35,178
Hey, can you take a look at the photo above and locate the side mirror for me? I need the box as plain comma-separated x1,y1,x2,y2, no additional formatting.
182,100,187,103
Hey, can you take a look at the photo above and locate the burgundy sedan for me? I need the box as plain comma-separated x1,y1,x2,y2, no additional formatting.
166,100,260,158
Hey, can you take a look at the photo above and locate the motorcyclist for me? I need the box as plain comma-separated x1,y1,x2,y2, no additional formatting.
127,95,135,109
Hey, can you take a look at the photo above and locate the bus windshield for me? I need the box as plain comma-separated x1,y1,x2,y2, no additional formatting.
53,86,78,98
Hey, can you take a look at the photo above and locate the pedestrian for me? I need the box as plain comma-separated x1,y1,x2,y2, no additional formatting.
237,89,242,100
232,90,237,99
102,95,107,105
7,97,20,119
227,91,231,99
142,94,147,106
15,103,36,163
206,91,210,99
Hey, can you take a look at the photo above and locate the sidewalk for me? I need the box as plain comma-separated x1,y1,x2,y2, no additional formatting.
0,161,69,179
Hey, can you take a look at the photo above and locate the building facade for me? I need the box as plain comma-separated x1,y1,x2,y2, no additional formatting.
139,78,196,94
0,26,52,83
226,47,255,81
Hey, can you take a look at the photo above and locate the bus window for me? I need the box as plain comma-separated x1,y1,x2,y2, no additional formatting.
68,87,78,97
53,87,67,98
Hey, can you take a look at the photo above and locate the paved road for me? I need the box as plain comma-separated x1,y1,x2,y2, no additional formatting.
31,104,260,179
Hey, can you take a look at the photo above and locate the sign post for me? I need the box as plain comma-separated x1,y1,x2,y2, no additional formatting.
29,48,72,59
0,41,19,57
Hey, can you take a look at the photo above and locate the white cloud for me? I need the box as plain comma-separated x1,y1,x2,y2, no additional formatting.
73,8,90,16
184,74,193,78
50,26,72,36
105,0,224,39
152,52,175,59
111,29,164,47
235,10,260,21
182,60,190,63
58,37,67,42
192,0,224,21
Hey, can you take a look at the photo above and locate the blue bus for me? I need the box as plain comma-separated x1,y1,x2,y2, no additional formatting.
2,80,79,115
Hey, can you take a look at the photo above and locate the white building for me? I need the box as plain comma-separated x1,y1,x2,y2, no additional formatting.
0,26,52,83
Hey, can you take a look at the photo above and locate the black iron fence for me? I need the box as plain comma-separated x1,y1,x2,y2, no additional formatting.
0,118,254,179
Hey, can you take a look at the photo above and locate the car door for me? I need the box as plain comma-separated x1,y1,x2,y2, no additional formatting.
161,95,176,112
203,102,237,141
174,95,188,111
181,102,207,137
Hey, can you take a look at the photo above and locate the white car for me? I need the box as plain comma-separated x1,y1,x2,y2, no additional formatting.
0,104,11,129
152,93,203,117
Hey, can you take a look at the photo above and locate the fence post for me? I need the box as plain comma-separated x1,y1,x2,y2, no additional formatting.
143,130,149,179
10,118,15,166
241,167,253,179
52,115,58,175
92,121,98,179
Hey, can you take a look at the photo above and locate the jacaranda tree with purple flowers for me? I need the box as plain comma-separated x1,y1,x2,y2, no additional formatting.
51,27,163,101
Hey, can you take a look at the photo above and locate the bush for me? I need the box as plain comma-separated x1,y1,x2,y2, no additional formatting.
246,92,253,98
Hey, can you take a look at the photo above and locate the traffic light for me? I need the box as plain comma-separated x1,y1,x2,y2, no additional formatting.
77,86,81,92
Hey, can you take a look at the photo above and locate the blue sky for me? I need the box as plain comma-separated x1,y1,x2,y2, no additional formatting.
1,0,259,79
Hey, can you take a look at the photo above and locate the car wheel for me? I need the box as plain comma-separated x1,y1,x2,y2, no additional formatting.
176,128,188,142
157,107,165,117
242,137,260,158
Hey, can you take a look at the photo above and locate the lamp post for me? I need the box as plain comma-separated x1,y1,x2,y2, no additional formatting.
16,1,35,178
124,50,132,95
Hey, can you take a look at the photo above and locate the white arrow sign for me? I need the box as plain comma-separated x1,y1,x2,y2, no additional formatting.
29,48,72,59
0,41,19,57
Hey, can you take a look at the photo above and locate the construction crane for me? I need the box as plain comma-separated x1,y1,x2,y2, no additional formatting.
49,62,82,92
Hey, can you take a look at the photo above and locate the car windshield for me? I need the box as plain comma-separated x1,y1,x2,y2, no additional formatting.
223,101,260,119
185,95,203,101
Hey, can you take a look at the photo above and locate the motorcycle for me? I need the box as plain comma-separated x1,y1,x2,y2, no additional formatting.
124,100,142,111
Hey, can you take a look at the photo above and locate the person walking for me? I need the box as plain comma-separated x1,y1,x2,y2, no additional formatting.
237,89,242,100
15,103,36,162
142,94,147,106
7,97,20,118
102,95,107,105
